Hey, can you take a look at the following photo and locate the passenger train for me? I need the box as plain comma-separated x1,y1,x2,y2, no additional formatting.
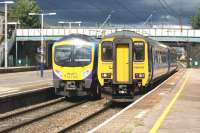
52,34,101,99
97,31,178,101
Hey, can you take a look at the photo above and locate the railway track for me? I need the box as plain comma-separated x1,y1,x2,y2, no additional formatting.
0,87,55,113
56,71,179,133
57,102,129,133
57,102,112,133
0,97,65,120
0,97,88,133
0,71,179,133
3,97,110,133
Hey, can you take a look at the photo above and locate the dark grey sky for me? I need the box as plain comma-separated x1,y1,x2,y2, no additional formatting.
6,0,200,25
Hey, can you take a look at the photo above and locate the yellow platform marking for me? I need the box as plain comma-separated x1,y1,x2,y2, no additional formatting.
149,70,190,133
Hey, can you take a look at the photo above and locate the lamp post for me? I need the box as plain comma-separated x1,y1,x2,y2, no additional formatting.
0,1,14,68
29,12,56,63
29,12,56,77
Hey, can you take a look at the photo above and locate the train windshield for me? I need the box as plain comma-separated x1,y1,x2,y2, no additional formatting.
55,45,92,67
102,42,113,61
133,42,144,61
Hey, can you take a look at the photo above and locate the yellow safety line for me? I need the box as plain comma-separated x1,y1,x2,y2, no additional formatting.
149,70,190,133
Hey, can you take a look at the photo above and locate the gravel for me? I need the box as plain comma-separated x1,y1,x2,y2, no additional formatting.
68,104,127,133
0,99,81,132
10,97,110,133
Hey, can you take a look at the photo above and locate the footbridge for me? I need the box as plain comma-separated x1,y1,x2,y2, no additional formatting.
16,27,200,43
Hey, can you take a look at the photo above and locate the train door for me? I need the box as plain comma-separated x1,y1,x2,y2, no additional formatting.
113,38,133,84
116,44,129,82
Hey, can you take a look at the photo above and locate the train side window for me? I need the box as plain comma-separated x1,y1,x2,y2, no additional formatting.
160,51,162,64
102,42,113,61
163,52,167,64
159,52,161,64
157,51,160,64
133,42,144,61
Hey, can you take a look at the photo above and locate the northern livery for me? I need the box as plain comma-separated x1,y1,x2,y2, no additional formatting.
97,31,177,101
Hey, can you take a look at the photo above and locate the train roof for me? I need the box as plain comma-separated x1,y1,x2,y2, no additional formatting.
147,38,169,48
104,30,144,39
103,30,170,49
56,34,97,43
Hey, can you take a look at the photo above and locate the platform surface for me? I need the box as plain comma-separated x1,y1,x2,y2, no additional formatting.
90,69,200,133
157,69,200,133
0,70,52,97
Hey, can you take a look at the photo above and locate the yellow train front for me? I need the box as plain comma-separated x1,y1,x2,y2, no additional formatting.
98,31,177,101
52,34,101,99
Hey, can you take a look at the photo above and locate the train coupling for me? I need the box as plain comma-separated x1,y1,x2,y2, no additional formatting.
64,81,76,90
118,85,128,94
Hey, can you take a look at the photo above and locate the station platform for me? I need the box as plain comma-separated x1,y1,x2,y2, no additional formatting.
89,69,200,133
0,70,52,98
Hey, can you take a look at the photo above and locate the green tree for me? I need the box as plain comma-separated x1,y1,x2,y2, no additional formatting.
9,0,41,28
191,8,200,29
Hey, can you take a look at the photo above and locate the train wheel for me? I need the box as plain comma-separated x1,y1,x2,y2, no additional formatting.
147,82,154,91
96,84,102,99
90,83,101,100
130,84,136,98
139,87,146,94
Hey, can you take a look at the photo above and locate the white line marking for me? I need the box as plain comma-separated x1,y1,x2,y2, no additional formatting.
0,87,15,91
159,93,166,96
135,111,147,119
169,82,175,85
88,72,181,133
0,89,19,94
0,80,51,90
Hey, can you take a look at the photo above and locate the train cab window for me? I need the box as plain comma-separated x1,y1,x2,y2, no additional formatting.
133,42,144,61
74,46,92,62
55,46,73,64
102,42,113,61
54,45,92,67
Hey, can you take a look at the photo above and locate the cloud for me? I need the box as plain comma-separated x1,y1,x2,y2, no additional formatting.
158,15,178,24
36,0,200,25
140,0,200,15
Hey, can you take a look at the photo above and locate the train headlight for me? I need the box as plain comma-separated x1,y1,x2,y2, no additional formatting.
83,70,91,79
101,73,111,78
135,73,145,78
54,70,63,78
